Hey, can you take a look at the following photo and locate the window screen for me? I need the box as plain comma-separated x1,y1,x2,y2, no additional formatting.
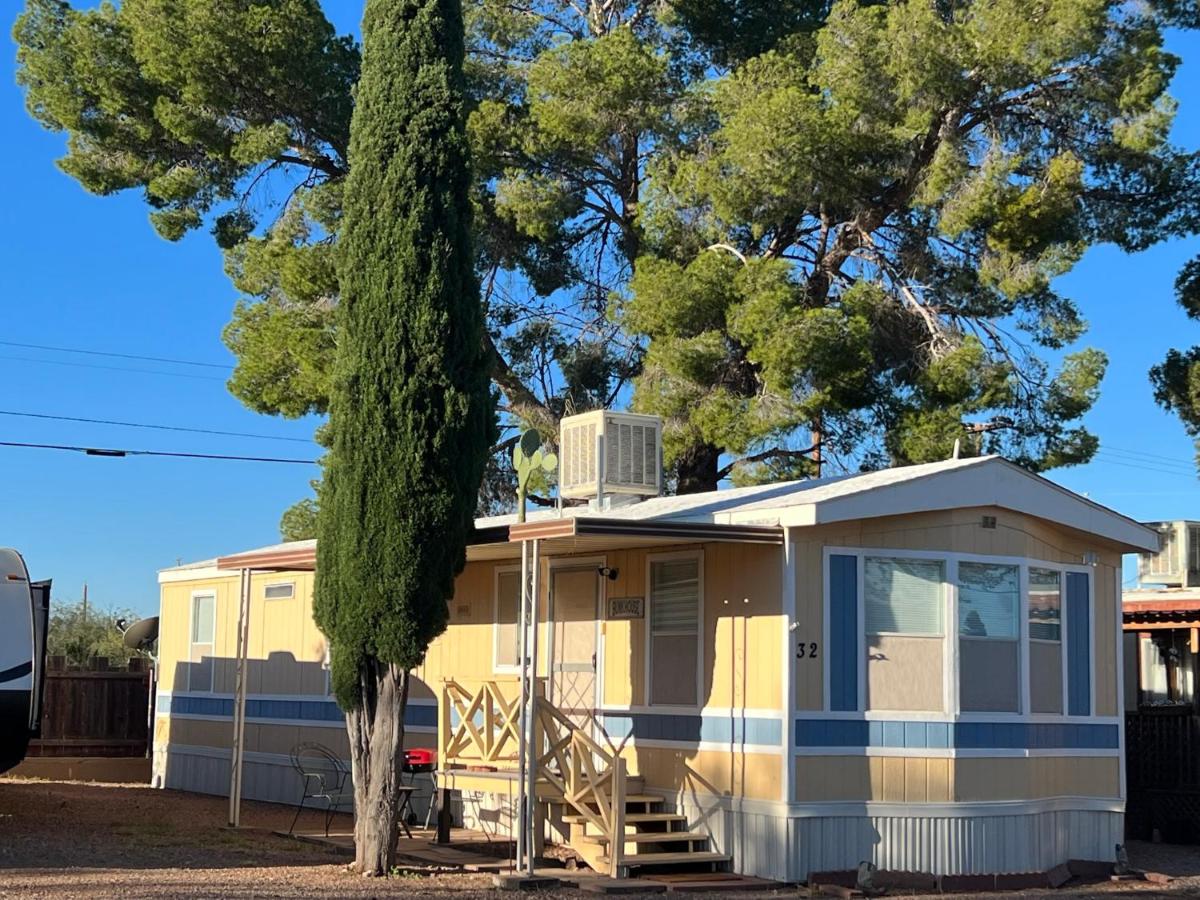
957,562,1019,639
264,582,294,600
649,557,699,706
495,571,521,669
864,557,943,635
1028,568,1061,642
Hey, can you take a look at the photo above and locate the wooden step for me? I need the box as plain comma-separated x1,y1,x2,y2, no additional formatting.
579,830,708,846
601,850,730,867
563,811,685,826
571,793,663,807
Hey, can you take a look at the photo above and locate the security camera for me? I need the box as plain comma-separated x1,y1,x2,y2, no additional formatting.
597,566,619,581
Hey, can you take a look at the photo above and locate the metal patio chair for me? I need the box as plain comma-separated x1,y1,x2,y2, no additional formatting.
288,742,353,836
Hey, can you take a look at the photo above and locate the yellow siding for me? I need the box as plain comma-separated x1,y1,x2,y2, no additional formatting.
794,756,954,803
954,757,1120,801
620,745,780,801
794,755,1118,803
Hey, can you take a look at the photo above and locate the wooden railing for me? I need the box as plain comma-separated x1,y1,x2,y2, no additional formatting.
536,698,627,877
439,679,522,766
438,680,630,877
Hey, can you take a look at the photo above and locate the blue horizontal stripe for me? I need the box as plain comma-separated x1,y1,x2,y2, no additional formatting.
159,693,435,728
795,718,1118,750
598,712,781,746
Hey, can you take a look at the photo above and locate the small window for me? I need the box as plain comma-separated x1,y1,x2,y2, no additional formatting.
864,557,943,635
189,592,216,693
1028,568,1061,641
264,582,295,600
495,571,521,670
649,556,700,706
191,593,215,643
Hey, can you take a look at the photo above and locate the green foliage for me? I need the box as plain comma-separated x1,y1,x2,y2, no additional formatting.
47,598,138,667
280,497,319,542
16,0,1200,492
14,0,356,240
626,0,1194,480
313,0,493,705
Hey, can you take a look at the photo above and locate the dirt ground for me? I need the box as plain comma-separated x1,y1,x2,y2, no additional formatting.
3,778,1200,899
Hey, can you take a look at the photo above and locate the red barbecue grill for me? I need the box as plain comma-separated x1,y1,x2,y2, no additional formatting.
403,748,436,773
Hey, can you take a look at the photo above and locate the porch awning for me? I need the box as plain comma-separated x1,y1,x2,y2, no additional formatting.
463,516,783,561
215,517,782,569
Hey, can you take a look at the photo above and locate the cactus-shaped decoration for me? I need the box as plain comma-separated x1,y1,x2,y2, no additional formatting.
513,429,558,523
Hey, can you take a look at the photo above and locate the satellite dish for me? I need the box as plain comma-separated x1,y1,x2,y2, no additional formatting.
122,616,159,652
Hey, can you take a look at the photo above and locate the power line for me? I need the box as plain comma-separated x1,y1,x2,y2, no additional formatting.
1103,443,1199,467
1090,455,1197,478
0,354,227,382
0,340,232,369
1095,449,1195,474
0,409,315,444
0,440,317,465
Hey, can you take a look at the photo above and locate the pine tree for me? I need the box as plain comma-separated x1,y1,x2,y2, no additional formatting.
312,0,492,875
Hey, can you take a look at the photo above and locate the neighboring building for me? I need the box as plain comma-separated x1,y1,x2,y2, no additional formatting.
1123,522,1200,841
154,452,1153,881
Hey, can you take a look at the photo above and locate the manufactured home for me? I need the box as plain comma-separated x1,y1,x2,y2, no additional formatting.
154,450,1154,881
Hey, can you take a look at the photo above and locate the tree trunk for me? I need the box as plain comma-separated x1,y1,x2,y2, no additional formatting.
675,442,720,494
346,660,409,875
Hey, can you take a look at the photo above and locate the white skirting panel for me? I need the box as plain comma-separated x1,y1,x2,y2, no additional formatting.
154,744,441,822
785,809,1122,879
673,793,1122,882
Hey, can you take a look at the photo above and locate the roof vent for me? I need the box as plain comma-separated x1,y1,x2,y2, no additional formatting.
559,411,662,502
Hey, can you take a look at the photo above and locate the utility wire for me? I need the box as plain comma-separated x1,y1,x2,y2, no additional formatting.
0,410,315,444
0,440,317,465
1103,444,1200,467
0,340,232,369
0,354,227,382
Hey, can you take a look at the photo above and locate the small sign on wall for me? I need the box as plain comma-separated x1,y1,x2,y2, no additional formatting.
607,596,644,620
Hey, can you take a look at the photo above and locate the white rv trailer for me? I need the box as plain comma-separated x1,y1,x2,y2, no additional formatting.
0,548,49,774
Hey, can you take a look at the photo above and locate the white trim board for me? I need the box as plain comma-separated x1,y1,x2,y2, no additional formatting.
652,786,1125,820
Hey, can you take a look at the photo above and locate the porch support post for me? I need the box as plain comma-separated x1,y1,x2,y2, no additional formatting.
515,538,529,870
227,567,251,827
525,537,541,875
780,527,795,804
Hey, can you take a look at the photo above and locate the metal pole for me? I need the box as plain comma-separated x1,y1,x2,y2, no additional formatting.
227,567,251,827
525,538,541,875
515,539,529,870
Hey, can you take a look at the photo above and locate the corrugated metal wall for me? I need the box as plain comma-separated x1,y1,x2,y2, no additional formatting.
674,792,1120,882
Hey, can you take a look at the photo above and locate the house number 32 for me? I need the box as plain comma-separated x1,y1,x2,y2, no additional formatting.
796,641,819,660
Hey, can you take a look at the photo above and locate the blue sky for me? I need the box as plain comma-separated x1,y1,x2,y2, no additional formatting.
2,8,1200,618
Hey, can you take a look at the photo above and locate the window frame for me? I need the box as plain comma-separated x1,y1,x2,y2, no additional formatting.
263,581,295,601
492,564,523,674
644,549,704,710
187,589,216,693
823,545,1095,722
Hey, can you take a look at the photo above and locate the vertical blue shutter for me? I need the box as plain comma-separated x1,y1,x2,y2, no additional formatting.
830,555,858,711
1066,572,1091,716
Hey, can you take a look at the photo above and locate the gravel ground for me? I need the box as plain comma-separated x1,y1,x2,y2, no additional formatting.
3,778,1200,899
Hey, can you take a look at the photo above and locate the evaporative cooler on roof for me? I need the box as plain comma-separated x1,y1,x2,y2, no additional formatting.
558,410,662,501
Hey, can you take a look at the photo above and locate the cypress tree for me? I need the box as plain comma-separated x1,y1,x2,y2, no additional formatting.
312,0,492,875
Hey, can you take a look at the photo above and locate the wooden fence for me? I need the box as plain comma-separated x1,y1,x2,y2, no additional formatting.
27,658,152,758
